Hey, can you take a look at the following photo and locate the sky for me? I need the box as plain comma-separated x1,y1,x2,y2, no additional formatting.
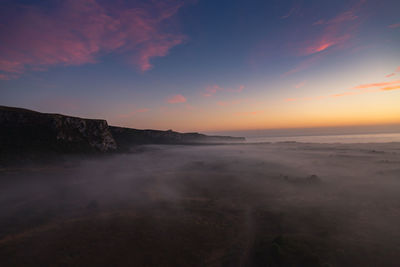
0,0,399,133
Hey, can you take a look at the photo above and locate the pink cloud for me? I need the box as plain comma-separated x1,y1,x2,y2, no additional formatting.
284,12,359,75
388,23,400,29
167,94,187,104
305,42,334,54
397,66,400,72
352,80,400,89
301,8,359,56
385,73,395,78
0,0,188,78
136,38,185,72
330,88,382,98
303,36,350,55
293,1,365,60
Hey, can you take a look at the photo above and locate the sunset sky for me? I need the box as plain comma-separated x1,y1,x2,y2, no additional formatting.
0,0,399,132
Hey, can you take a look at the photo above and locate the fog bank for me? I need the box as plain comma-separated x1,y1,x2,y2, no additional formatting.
1,142,400,266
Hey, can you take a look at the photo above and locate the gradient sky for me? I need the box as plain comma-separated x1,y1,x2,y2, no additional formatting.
0,0,399,132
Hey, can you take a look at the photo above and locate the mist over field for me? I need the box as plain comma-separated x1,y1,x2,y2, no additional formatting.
1,142,400,266
1,0,399,266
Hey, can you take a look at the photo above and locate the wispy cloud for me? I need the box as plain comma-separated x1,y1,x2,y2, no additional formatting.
0,0,188,78
284,1,365,76
381,85,400,91
167,94,187,104
301,9,360,56
352,80,400,89
388,23,400,29
286,78,400,103
303,36,350,55
330,88,381,98
384,67,400,77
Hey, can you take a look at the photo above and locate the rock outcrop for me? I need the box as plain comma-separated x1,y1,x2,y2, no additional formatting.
0,106,117,154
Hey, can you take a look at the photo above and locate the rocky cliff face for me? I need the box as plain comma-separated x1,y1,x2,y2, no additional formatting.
0,106,244,158
0,106,117,154
51,115,117,152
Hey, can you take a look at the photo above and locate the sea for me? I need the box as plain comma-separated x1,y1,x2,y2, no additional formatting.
208,125,400,144
245,132,400,144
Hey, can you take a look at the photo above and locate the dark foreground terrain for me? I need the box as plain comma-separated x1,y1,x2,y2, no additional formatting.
1,142,400,266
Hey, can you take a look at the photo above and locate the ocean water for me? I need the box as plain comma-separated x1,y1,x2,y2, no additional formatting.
245,132,400,144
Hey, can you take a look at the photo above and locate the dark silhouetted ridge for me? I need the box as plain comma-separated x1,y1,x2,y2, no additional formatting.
0,106,244,158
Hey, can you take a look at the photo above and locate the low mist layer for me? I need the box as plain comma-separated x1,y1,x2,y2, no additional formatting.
1,142,400,266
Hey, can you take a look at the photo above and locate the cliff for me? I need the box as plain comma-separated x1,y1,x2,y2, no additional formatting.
0,106,117,155
0,106,245,158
